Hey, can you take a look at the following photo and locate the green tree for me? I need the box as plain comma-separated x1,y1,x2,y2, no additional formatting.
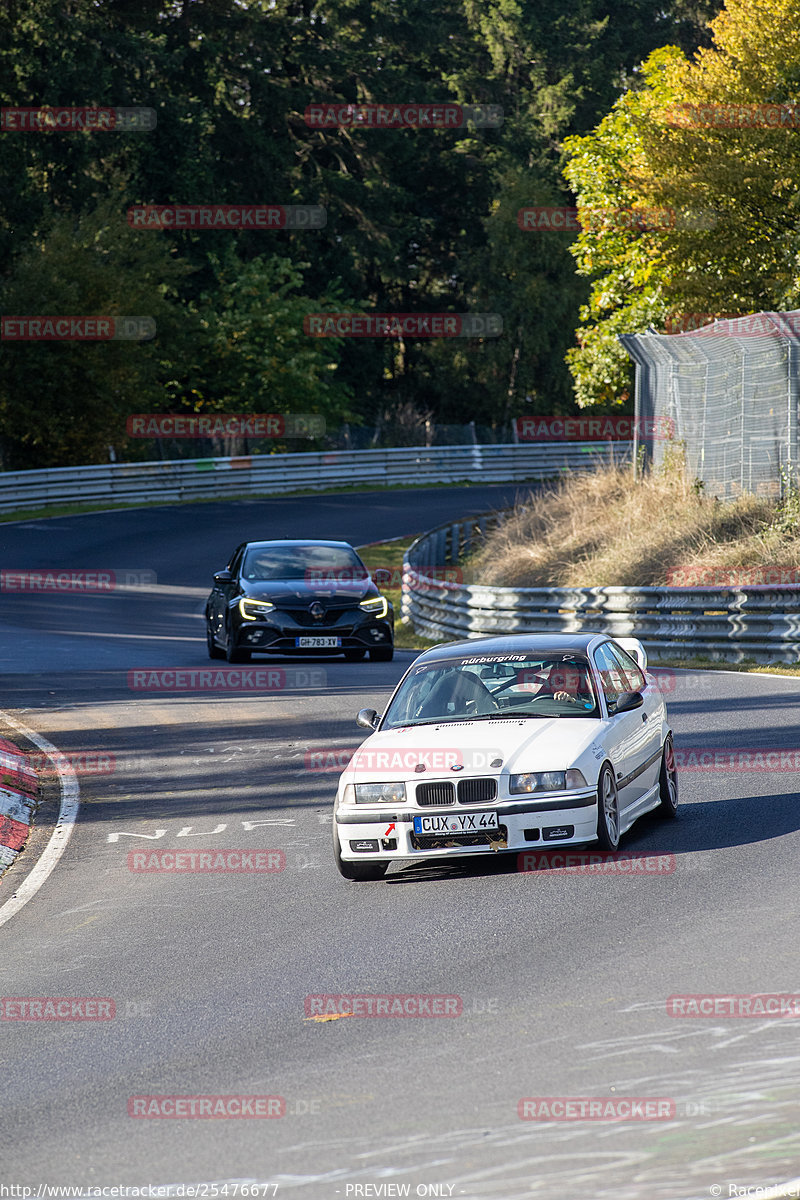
187,252,355,430
0,194,195,467
563,0,800,406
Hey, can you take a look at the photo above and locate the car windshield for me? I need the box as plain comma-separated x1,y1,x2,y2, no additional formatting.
241,545,369,583
382,652,600,728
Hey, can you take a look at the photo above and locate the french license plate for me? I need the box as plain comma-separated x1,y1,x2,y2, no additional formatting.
295,636,341,648
413,812,499,834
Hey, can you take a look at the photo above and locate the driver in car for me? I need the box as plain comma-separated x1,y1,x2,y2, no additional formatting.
547,664,592,707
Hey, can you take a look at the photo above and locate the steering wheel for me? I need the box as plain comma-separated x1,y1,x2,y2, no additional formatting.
489,670,548,698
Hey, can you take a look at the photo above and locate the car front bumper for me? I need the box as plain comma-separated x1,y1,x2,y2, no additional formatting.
235,611,394,654
335,789,599,860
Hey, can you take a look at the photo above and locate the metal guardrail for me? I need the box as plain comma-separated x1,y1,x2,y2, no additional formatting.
402,510,800,663
0,442,632,514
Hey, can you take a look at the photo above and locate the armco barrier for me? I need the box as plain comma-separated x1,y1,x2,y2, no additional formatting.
0,442,632,515
0,738,38,878
402,512,800,663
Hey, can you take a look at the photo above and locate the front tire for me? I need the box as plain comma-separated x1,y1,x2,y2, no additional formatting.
596,763,621,850
206,623,225,660
344,649,366,661
333,820,389,881
225,622,251,663
369,646,394,662
658,735,679,817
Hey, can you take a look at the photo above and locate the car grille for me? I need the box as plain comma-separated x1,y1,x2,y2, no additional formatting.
415,781,455,806
457,777,496,804
289,610,347,628
411,824,508,851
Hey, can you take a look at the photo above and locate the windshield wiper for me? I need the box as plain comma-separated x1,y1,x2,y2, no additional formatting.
469,712,551,720
386,713,553,727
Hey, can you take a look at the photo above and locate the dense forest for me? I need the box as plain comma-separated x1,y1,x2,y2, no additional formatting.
0,0,724,467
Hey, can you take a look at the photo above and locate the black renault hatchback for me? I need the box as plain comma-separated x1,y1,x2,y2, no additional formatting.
205,540,394,663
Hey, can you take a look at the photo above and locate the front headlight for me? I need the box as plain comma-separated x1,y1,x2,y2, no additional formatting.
359,595,388,618
509,769,587,794
352,781,406,804
238,597,275,621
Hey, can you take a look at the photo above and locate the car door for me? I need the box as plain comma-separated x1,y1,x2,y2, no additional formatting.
592,642,660,812
608,642,664,799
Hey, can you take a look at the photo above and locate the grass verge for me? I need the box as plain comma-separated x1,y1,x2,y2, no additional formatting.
469,448,800,588
356,537,440,652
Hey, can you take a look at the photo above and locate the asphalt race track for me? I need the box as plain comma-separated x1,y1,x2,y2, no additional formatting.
2,484,800,1200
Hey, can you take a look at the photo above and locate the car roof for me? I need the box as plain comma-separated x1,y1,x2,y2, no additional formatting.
241,540,357,551
415,633,613,662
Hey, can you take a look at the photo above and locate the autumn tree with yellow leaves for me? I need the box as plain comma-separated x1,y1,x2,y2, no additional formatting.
563,0,800,407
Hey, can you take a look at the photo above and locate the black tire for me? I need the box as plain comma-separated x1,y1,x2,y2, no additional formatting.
658,734,679,817
333,820,389,881
369,646,394,662
596,763,621,850
206,623,225,660
225,622,251,663
343,649,366,662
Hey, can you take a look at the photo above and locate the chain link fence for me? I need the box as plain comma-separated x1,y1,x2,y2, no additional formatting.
620,311,800,498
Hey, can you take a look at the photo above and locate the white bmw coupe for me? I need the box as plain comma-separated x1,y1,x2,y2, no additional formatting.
333,633,677,880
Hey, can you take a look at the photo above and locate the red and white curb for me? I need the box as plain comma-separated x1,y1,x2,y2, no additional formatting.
0,737,39,875
0,714,79,929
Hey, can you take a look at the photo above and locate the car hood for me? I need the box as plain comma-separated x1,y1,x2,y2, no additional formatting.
344,718,605,781
245,579,373,605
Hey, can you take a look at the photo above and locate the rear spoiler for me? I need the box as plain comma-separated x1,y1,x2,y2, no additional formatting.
614,637,648,671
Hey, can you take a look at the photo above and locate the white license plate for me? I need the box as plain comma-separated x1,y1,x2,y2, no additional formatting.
413,812,499,834
295,636,341,648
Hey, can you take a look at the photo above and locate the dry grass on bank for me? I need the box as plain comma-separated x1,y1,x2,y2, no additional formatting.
469,453,800,588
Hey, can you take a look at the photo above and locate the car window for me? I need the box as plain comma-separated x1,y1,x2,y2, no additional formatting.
593,643,631,712
382,654,599,728
228,545,245,575
608,643,646,693
241,544,368,582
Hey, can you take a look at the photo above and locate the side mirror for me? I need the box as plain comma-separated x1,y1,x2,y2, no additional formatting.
612,691,644,715
372,568,392,588
213,569,233,584
356,708,379,730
